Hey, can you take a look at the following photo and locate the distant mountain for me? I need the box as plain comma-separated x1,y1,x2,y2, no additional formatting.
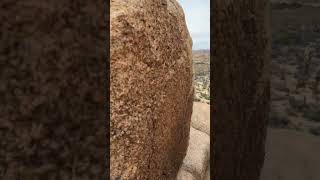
192,49,210,54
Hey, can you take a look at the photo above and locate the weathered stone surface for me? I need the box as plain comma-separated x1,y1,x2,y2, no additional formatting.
176,168,197,180
181,127,210,180
0,1,106,179
213,0,270,179
191,102,210,135
110,0,193,179
177,102,211,180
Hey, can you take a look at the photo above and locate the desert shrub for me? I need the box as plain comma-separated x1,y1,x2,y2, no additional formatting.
286,107,298,117
288,96,306,110
309,127,320,136
295,47,313,89
313,70,320,97
274,31,303,45
303,110,320,122
273,81,289,92
193,94,201,102
201,93,210,100
271,93,287,101
269,111,291,128
280,69,286,80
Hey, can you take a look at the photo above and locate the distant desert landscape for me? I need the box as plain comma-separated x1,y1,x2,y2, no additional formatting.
269,0,320,136
192,50,210,105
262,1,320,179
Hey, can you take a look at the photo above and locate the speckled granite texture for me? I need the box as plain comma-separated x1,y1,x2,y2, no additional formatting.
0,1,106,179
110,0,193,179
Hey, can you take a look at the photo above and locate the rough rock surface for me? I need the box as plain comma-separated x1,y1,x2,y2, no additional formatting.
177,102,210,180
110,0,193,179
176,169,197,180
0,1,106,179
180,127,210,180
213,0,270,179
191,102,210,135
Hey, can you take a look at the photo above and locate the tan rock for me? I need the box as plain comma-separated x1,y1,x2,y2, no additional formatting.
191,102,210,135
181,127,210,180
110,0,193,179
176,168,197,180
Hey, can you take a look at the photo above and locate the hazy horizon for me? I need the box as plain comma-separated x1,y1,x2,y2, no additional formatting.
179,0,210,50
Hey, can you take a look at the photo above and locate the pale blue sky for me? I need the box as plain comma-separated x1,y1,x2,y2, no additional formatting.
178,0,210,50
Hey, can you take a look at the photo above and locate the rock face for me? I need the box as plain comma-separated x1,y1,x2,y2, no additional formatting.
179,127,210,180
177,102,210,180
0,1,106,179
213,0,270,179
191,102,210,135
110,0,193,179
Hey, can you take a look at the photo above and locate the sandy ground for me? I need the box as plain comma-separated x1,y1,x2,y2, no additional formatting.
261,128,320,180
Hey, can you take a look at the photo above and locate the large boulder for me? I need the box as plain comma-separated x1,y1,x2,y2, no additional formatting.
179,127,210,180
0,1,106,179
191,102,210,135
177,102,211,180
110,0,193,179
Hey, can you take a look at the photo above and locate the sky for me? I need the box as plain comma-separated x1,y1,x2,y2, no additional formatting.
178,0,210,50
